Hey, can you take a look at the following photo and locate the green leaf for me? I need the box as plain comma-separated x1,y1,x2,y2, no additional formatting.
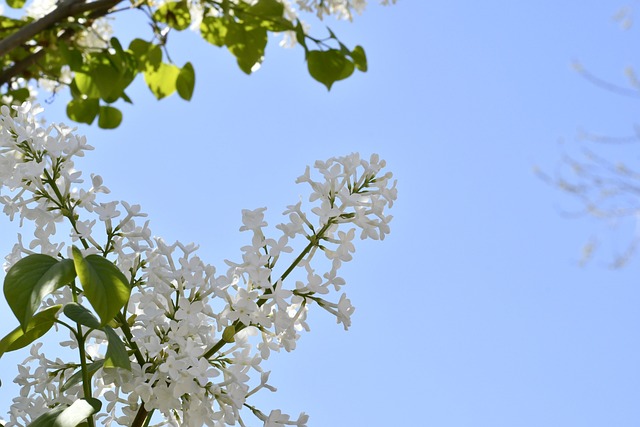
71,247,131,326
27,398,101,427
176,62,195,101
67,98,99,125
153,0,191,31
128,39,162,72
0,16,26,31
121,92,133,104
103,326,131,370
350,45,367,72
249,0,285,19
294,20,307,51
91,64,121,100
26,407,65,427
307,49,355,90
97,106,123,129
2,87,30,104
225,22,267,74
54,398,101,427
73,73,101,99
222,325,236,343
110,37,124,56
61,360,104,392
4,255,75,330
0,305,61,359
63,302,101,329
200,17,228,47
6,0,26,8
143,62,180,99
59,44,83,71
248,0,291,31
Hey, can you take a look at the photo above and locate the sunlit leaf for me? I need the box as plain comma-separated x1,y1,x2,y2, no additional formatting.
307,50,355,90
4,255,75,329
27,398,101,427
0,305,62,359
128,39,162,72
200,17,228,47
73,73,101,99
6,0,26,8
153,1,191,31
143,63,180,99
71,247,131,326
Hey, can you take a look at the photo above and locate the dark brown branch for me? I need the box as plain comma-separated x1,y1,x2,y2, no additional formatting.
130,404,149,427
0,0,123,86
0,0,123,57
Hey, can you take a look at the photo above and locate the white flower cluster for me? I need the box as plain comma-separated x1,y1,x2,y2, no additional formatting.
294,0,397,20
0,102,396,427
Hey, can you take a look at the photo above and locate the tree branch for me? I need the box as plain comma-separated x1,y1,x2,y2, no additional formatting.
0,0,123,58
0,0,123,86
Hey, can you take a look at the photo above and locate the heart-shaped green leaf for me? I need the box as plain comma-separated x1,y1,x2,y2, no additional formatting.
307,50,355,90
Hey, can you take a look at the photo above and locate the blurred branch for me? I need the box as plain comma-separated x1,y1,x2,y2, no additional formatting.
0,0,123,86
0,0,122,57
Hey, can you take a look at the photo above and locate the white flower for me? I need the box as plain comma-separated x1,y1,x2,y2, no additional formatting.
0,103,396,427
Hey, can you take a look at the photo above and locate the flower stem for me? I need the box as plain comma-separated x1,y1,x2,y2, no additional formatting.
201,220,334,360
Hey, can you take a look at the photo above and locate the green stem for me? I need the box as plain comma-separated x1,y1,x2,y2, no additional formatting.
274,221,332,286
116,312,146,366
42,169,91,250
202,220,334,360
75,324,95,427
130,404,149,427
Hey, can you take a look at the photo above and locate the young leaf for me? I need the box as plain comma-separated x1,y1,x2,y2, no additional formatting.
307,50,355,90
0,305,62,359
97,106,123,129
63,303,101,329
60,360,104,392
143,63,180,99
103,326,132,371
176,62,196,101
71,247,131,326
4,255,75,330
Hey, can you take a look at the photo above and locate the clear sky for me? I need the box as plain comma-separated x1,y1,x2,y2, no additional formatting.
2,1,640,426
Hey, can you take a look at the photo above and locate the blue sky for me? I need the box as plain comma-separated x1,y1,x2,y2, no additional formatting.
2,1,640,426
